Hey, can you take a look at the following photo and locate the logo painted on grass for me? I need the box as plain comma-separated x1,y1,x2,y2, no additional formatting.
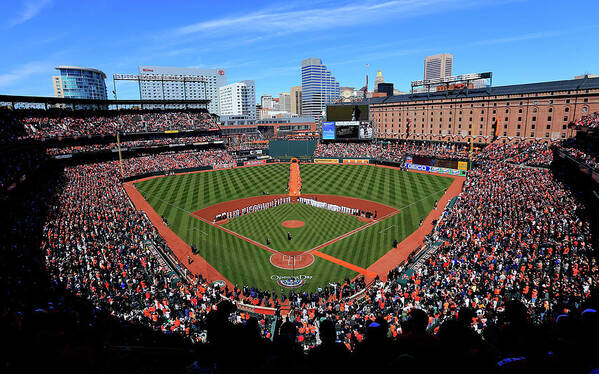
271,275,312,288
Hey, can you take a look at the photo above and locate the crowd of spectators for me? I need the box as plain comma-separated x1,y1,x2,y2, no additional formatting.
2,126,599,370
313,140,475,161
225,133,269,152
15,110,217,139
570,112,599,129
473,141,553,167
0,110,28,143
227,141,269,152
119,150,235,177
554,138,599,170
45,135,220,156
0,148,46,193
1,157,376,370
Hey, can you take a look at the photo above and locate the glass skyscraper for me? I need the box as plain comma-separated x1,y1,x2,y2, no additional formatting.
424,53,453,81
301,58,339,118
53,66,108,100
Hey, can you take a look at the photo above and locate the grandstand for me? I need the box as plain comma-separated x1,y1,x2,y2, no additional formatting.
1,93,598,373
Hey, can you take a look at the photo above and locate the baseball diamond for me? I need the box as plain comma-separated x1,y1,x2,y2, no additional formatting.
132,162,454,291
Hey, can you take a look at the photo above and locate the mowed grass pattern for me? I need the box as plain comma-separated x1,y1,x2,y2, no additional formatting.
135,164,358,291
223,203,365,252
133,163,453,290
299,164,453,268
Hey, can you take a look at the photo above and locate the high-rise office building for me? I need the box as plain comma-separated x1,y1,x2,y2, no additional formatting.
374,70,384,91
290,86,302,115
279,92,291,112
424,53,453,80
261,94,273,110
53,66,107,100
377,83,394,97
219,80,256,119
138,65,226,114
301,58,339,118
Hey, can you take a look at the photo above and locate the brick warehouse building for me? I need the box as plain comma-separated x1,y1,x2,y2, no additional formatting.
367,76,599,144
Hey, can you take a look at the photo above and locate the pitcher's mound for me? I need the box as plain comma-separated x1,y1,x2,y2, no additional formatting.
281,220,305,228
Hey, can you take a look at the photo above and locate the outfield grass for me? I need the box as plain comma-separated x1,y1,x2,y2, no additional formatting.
300,164,453,268
223,203,365,252
134,163,453,291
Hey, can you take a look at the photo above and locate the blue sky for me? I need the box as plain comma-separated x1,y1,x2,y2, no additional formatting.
1,0,598,102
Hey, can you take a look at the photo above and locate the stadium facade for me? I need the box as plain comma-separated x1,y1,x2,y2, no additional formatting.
368,76,599,144
301,58,340,118
138,65,226,114
53,66,107,100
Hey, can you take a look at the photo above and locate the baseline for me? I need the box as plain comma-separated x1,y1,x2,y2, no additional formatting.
122,182,233,287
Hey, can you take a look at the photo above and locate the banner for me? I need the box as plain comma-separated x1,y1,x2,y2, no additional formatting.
244,159,266,166
235,302,276,316
408,163,467,176
213,163,235,170
164,130,179,134
343,159,369,164
314,158,339,164
457,161,468,171
407,163,430,172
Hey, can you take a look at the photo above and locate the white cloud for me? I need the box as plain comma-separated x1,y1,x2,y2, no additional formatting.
0,60,53,87
9,0,52,27
173,0,465,36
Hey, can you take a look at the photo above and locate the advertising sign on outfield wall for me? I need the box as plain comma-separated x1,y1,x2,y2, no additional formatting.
244,159,267,166
213,163,235,169
408,163,431,172
313,158,340,164
458,161,468,171
408,163,466,176
343,159,369,164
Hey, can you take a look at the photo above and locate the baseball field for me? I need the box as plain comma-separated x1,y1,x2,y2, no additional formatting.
133,163,453,291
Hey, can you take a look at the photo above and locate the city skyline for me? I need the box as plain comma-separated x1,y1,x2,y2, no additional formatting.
1,0,598,103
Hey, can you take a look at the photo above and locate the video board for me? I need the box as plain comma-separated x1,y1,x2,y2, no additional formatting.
327,105,369,121
335,121,359,139
322,121,373,140
411,155,466,170
322,122,335,139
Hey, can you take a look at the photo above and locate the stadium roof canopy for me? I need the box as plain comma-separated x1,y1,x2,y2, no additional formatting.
342,77,599,105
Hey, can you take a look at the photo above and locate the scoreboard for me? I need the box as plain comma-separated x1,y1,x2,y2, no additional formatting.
410,155,469,171
322,121,373,140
